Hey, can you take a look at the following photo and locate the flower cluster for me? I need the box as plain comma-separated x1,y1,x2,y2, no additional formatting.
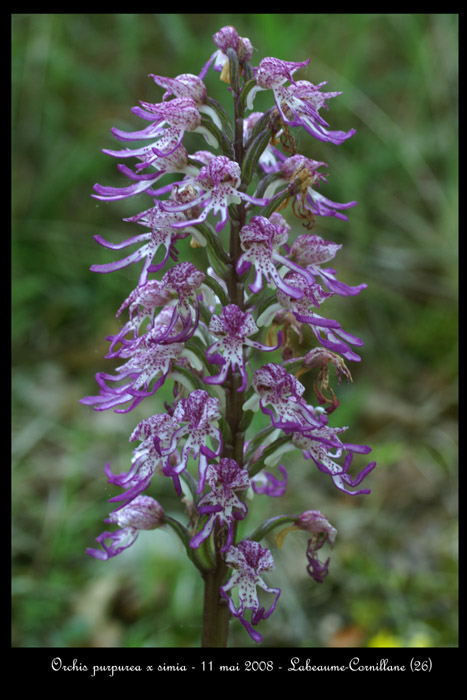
83,25,374,646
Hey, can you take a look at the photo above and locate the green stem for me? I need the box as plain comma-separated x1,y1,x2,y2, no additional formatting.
201,526,230,647
200,67,248,648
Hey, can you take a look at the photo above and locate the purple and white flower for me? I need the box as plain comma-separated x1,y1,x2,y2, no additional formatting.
276,272,364,362
104,414,180,505
250,57,356,146
87,496,165,561
236,214,313,298
150,72,225,130
106,290,182,359
251,363,335,437
190,458,250,551
162,156,269,232
205,304,281,392
200,25,254,80
289,231,367,295
107,96,217,160
80,333,184,413
264,154,358,222
292,427,376,496
92,144,199,202
154,389,223,494
90,202,191,285
220,540,281,643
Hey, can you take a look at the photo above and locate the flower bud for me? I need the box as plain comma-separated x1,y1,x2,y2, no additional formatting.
107,496,165,531
296,510,337,546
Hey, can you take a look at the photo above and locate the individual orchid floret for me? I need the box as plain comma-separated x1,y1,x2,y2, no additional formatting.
190,458,250,551
200,26,254,81
161,262,206,318
236,214,313,298
250,57,356,146
106,262,205,356
213,26,253,64
251,464,288,497
106,288,181,359
80,333,184,413
162,155,269,232
292,428,376,496
298,510,337,583
90,203,191,285
277,272,364,362
220,540,281,643
205,304,281,392
264,154,357,223
155,389,223,494
297,509,337,545
299,347,353,413
86,496,165,561
149,72,225,131
273,509,336,581
251,363,336,437
104,413,180,505
151,72,208,104
92,144,199,202
110,96,216,158
289,230,367,295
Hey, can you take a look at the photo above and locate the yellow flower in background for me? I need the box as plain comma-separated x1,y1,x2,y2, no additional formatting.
368,629,434,648
367,630,402,647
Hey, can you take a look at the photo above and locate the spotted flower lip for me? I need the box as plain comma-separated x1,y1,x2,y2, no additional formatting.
220,540,281,643
190,458,250,551
252,363,334,436
251,57,356,146
205,304,282,392
154,389,223,494
292,428,376,496
161,155,269,232
236,214,314,299
86,495,165,561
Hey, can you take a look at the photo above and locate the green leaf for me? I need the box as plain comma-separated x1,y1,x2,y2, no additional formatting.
202,275,230,308
241,129,274,186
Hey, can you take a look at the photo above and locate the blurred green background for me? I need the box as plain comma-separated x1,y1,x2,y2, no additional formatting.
12,13,458,648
